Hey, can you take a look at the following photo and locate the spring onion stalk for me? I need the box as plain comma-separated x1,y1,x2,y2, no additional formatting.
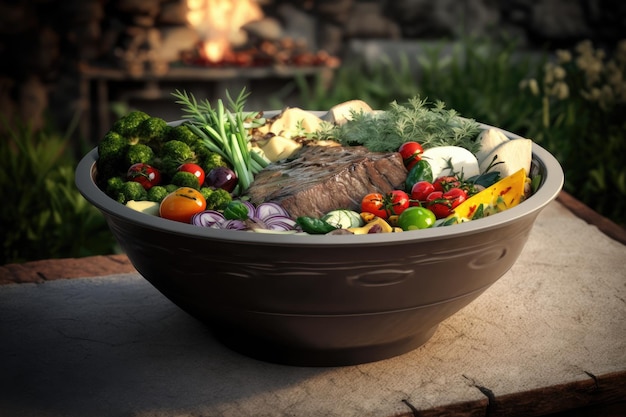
172,88,269,194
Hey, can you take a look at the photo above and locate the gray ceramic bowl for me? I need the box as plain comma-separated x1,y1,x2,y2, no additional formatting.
76,120,563,366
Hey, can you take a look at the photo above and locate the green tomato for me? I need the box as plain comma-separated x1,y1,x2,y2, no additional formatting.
397,206,436,231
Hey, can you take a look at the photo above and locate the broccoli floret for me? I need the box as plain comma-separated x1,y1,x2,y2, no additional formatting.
166,124,228,174
156,140,196,176
204,188,232,210
116,181,148,204
98,131,129,162
136,117,169,146
199,187,213,201
164,183,179,193
171,171,200,189
125,144,154,167
146,185,169,203
167,124,201,148
111,111,150,141
97,131,130,180
105,176,126,198
161,140,195,162
199,151,227,174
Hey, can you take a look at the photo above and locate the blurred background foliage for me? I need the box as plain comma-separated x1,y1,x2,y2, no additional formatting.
2,36,624,264
1,117,119,264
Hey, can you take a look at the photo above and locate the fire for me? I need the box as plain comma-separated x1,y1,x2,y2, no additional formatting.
186,0,264,63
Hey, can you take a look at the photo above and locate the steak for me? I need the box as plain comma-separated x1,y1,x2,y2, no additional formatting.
246,145,408,218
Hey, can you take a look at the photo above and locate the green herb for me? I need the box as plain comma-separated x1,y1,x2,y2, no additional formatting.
319,97,481,153
172,88,269,194
472,204,485,220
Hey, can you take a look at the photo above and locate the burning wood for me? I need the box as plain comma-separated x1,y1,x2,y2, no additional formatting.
182,0,339,68
179,38,340,68
186,0,264,63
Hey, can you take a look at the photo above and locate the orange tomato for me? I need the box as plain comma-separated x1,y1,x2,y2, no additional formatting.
159,187,206,223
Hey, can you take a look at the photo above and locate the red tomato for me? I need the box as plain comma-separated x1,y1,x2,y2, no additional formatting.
426,187,468,219
178,163,205,187
127,163,161,190
433,176,461,192
425,191,449,218
398,141,424,171
388,190,410,215
159,187,206,223
362,190,410,218
444,187,467,210
410,181,435,206
361,193,388,218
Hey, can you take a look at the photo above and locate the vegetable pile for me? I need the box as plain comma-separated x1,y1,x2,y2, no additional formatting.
95,91,541,235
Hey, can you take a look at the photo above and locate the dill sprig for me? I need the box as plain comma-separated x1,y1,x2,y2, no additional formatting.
321,97,481,153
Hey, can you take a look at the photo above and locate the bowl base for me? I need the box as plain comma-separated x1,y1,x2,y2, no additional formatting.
211,325,439,367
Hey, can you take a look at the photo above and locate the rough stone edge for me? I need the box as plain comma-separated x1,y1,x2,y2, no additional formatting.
0,254,136,285
1,190,624,285
556,190,626,246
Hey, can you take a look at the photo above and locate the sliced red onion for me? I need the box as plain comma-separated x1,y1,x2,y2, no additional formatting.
255,202,290,219
221,219,247,230
263,214,298,231
241,201,257,219
192,210,226,227
191,201,298,232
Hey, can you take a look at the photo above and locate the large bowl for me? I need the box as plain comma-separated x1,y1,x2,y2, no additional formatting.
75,119,563,366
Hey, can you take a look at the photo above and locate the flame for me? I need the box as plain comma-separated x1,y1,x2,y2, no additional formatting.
186,0,264,63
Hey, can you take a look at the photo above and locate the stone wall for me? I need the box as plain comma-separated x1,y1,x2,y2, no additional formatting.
0,0,623,136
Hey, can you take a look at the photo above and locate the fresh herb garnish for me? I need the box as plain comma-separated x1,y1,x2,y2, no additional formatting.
318,97,481,153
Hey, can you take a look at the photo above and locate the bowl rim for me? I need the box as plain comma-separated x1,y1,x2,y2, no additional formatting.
75,120,564,247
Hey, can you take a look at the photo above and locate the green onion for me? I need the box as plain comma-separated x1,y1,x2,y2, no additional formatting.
172,88,269,194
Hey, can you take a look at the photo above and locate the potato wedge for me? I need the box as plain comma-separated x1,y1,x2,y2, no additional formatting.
323,100,374,126
475,128,509,166
268,107,324,139
479,138,533,177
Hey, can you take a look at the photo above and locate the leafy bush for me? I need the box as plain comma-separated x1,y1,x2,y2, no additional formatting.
0,120,118,264
286,37,626,227
519,40,626,225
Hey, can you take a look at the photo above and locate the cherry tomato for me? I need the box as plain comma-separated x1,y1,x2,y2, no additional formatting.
159,187,206,223
178,163,205,187
398,141,424,171
127,163,161,190
425,191,449,218
388,190,410,215
361,193,388,218
433,176,461,192
397,206,436,231
444,188,468,210
410,181,435,206
426,187,468,219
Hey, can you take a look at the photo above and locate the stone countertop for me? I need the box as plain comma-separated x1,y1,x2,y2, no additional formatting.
1,193,625,417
